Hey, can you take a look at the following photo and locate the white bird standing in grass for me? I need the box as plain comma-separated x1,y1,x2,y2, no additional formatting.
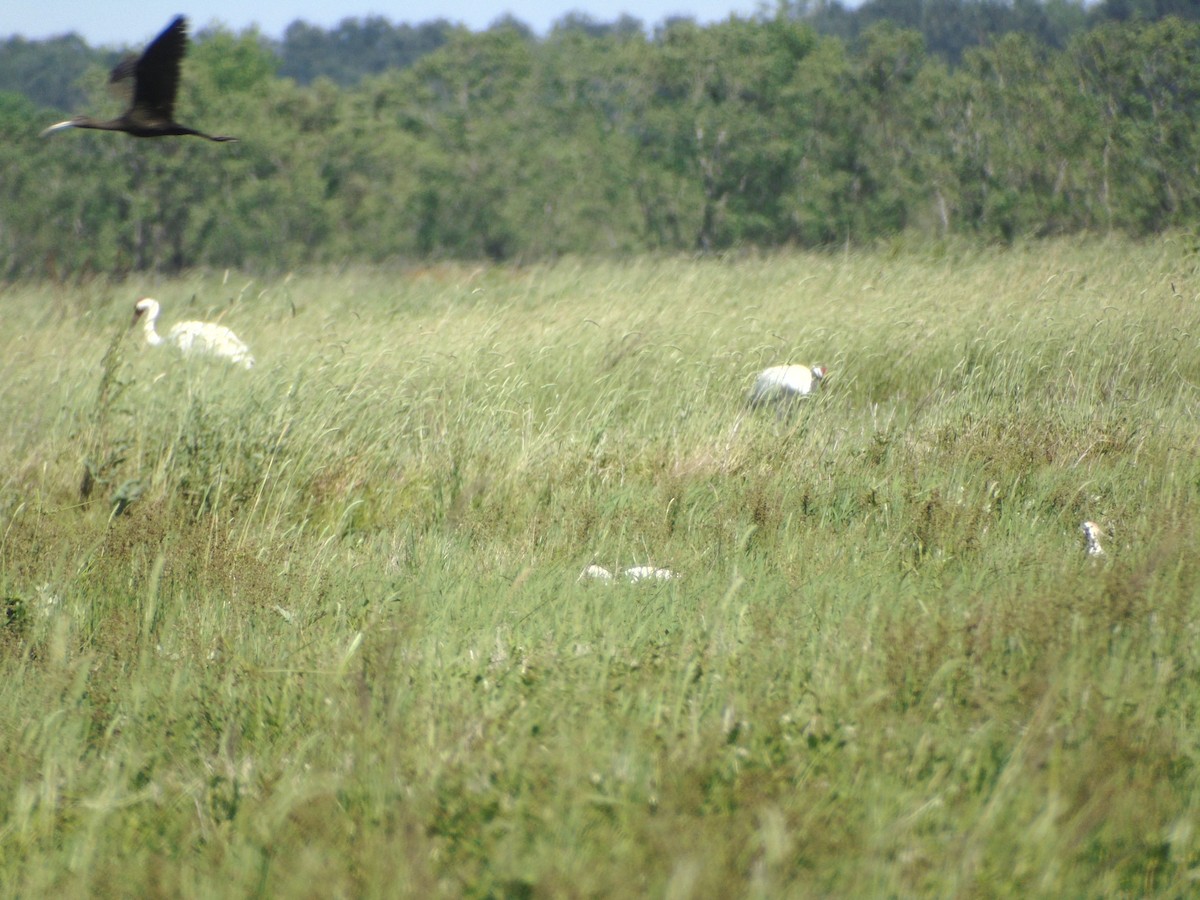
132,298,255,369
1081,521,1106,558
747,364,827,408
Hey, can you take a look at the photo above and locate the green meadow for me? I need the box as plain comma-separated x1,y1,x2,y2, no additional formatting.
2,237,1199,896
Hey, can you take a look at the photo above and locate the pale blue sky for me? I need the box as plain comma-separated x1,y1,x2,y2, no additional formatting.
2,0,777,45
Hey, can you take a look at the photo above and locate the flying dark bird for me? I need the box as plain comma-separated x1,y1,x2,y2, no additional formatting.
40,16,236,142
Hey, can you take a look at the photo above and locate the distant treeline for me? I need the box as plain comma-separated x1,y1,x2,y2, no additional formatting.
1,0,1186,110
0,2,1198,276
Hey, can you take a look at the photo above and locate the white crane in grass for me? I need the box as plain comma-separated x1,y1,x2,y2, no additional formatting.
622,565,676,582
747,364,827,408
132,298,255,369
578,564,676,583
1081,521,1106,558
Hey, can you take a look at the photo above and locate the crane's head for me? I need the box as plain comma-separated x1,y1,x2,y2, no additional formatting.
811,365,828,385
132,297,159,326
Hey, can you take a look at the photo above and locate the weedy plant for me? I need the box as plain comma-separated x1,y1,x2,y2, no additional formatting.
78,323,132,507
1,237,1200,895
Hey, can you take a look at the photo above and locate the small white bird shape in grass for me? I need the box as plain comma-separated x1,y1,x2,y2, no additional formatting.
133,297,255,369
747,364,827,408
578,564,614,582
1081,521,1106,558
622,566,676,582
578,565,676,583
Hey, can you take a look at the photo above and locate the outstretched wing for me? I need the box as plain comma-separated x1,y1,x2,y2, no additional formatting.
107,53,138,108
130,16,188,122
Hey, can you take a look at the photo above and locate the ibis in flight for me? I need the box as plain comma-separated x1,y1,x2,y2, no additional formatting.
41,16,236,142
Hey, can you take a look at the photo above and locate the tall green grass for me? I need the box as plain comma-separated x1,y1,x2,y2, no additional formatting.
2,236,1200,895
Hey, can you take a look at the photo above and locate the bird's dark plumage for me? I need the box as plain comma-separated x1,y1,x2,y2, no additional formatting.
41,16,236,142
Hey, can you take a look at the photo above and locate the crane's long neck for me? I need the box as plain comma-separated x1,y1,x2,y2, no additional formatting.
140,304,164,346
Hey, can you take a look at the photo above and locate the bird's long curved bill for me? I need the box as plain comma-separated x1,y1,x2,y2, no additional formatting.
40,121,76,137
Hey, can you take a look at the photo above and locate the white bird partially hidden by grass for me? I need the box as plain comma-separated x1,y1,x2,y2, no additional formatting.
622,566,676,582
133,297,255,369
747,364,827,408
578,564,677,583
578,564,614,583
1081,521,1106,558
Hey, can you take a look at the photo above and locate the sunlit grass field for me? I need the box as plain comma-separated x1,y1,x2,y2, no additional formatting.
3,236,1200,896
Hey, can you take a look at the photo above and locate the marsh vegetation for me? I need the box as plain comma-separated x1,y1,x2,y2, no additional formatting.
2,238,1199,894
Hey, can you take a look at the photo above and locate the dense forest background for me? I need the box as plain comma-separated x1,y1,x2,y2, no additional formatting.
0,0,1197,276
